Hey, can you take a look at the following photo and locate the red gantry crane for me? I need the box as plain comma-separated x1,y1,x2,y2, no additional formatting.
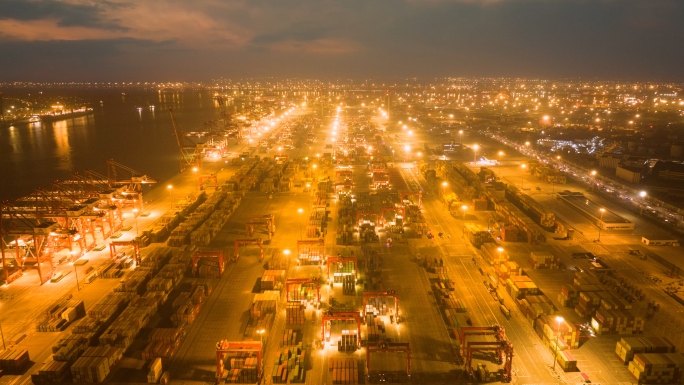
245,214,275,240
192,251,225,277
459,324,513,383
109,240,141,265
321,310,361,348
356,211,380,228
381,207,405,225
326,255,357,283
286,277,320,306
363,290,399,322
296,239,325,264
215,340,263,384
366,340,411,377
234,238,263,261
400,191,422,208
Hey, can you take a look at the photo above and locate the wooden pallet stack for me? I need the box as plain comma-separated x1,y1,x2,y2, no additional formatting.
286,303,305,324
628,353,684,384
329,357,358,384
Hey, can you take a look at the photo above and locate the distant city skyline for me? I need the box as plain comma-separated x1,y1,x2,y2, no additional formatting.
1,0,684,82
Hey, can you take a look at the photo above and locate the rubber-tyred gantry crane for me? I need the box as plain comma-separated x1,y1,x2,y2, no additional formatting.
235,238,263,261
192,251,225,277
363,290,399,321
245,214,275,240
199,174,218,190
109,240,141,265
170,108,203,172
296,239,325,263
366,340,411,377
335,170,353,182
465,340,514,383
321,310,361,348
286,277,320,305
356,211,380,228
336,156,353,167
334,182,353,195
215,340,262,384
371,161,386,173
326,255,357,283
381,207,405,225
400,191,422,208
372,172,390,188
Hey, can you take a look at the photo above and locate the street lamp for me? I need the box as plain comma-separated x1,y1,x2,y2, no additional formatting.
459,130,463,145
590,170,597,190
298,208,304,240
461,205,467,221
442,182,448,205
597,208,606,242
639,191,647,216
553,316,564,370
521,164,527,189
257,329,265,344
473,144,479,163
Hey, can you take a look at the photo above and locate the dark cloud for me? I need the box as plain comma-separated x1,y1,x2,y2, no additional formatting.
0,0,683,80
0,0,130,31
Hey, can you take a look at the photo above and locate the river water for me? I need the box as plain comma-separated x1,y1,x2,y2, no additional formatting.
0,89,223,201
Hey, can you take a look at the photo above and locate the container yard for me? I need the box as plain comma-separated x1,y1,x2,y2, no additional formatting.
2,97,684,385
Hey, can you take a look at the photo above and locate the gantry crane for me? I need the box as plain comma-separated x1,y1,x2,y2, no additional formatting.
192,251,225,277
245,214,275,240
296,239,325,264
335,170,353,182
363,290,399,322
109,240,141,265
215,340,262,384
356,212,380,228
381,207,405,225
234,238,263,261
464,340,514,383
169,108,204,172
336,156,353,167
400,191,422,208
321,310,361,348
366,340,411,377
0,204,58,284
286,277,320,306
334,182,353,195
372,172,390,188
326,255,357,283
199,174,218,190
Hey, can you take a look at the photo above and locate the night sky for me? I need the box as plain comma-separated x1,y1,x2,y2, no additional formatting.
1,0,683,82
